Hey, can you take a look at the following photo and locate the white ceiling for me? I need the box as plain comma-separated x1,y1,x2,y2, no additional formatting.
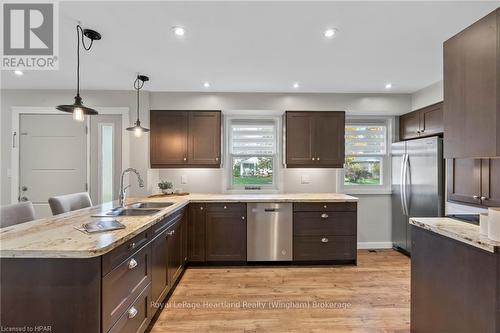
2,1,498,93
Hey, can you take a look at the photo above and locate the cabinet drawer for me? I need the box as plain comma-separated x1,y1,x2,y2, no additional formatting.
151,209,183,239
293,202,356,212
103,244,151,332
102,229,150,276
293,236,356,261
294,212,356,236
109,283,152,333
206,203,246,213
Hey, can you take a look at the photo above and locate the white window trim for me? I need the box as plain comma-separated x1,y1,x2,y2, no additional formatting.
223,115,283,194
338,116,393,195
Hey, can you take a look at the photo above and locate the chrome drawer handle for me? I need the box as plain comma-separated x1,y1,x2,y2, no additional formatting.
167,230,175,236
128,258,138,270
321,213,329,219
321,237,329,243
128,306,138,319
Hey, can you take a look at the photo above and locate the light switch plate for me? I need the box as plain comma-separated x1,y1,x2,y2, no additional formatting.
181,175,188,184
301,175,311,184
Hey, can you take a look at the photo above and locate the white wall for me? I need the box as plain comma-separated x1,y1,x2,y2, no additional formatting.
1,89,411,248
411,80,443,110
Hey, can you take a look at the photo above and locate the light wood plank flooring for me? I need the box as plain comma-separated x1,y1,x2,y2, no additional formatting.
149,250,410,333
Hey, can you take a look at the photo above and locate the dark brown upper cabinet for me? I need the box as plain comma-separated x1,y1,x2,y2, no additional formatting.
150,110,221,168
399,102,443,141
443,9,499,158
285,111,345,168
447,157,500,207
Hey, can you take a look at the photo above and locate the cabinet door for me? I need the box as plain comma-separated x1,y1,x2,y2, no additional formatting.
400,111,421,140
188,111,221,166
443,35,465,158
167,220,183,285
462,11,498,158
481,159,500,207
314,112,345,167
151,229,169,306
447,159,482,205
206,208,246,262
420,102,443,137
286,112,315,166
150,111,188,167
188,203,206,262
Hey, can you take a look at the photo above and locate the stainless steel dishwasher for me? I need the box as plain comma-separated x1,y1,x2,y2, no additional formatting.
247,203,293,261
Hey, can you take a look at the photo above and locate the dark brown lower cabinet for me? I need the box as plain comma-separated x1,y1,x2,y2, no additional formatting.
188,203,206,262
411,226,500,333
292,202,357,263
205,203,247,262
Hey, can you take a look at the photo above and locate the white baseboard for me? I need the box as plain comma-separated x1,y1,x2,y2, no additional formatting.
357,242,393,249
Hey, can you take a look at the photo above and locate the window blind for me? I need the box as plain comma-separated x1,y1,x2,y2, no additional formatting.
230,121,276,155
345,125,386,155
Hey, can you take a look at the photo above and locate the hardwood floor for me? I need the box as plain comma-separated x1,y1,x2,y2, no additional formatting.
149,250,410,333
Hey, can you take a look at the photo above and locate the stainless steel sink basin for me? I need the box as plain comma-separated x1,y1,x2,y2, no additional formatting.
127,202,174,209
93,207,161,217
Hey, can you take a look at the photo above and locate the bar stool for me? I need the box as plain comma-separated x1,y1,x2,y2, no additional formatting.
0,201,36,228
48,192,93,216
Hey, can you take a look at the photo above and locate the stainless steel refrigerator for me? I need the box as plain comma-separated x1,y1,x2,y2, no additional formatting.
392,136,444,255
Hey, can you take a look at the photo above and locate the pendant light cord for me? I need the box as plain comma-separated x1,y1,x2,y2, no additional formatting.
75,25,95,98
134,76,146,122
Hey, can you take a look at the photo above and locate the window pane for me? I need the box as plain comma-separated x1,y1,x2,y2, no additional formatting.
100,125,114,203
231,122,276,155
345,125,386,155
344,156,382,185
232,157,273,186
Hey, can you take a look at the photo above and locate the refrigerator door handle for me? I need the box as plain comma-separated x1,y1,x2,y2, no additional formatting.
402,153,410,217
400,154,407,216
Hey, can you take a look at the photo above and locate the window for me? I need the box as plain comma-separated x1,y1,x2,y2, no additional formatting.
228,119,278,189
343,119,391,193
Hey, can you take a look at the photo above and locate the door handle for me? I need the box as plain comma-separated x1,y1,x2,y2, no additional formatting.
12,132,17,148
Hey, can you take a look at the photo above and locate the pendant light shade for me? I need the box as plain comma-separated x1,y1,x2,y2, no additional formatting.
127,74,150,137
57,25,101,121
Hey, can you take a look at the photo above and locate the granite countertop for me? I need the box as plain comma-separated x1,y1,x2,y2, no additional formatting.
410,217,500,253
0,193,357,259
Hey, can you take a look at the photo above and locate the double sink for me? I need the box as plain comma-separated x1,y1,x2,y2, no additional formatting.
94,202,174,217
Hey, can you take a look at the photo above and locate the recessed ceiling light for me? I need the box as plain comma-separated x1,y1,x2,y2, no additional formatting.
172,26,185,37
293,82,300,89
203,82,210,88
323,28,337,38
385,83,393,89
14,70,23,76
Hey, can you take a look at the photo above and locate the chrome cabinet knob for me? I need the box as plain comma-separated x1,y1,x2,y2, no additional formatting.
312,157,315,161
321,213,329,219
481,196,488,201
128,258,138,270
241,216,245,220
127,306,138,319
128,242,136,250
183,157,187,161
323,205,327,209
215,157,219,161
321,237,329,243
200,206,204,210
317,157,320,161
168,230,175,236
223,205,227,209
473,195,480,200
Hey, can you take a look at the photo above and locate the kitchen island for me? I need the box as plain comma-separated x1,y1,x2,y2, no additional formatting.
0,193,357,333
410,217,500,333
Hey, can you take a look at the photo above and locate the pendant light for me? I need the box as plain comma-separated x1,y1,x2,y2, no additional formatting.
127,74,150,137
57,24,101,122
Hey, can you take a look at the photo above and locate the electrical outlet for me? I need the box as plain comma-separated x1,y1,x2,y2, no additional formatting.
181,175,188,184
301,175,311,184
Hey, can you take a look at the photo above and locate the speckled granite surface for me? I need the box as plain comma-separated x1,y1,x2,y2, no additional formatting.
410,217,500,253
0,193,357,258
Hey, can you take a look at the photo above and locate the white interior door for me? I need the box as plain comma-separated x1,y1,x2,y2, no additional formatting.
89,115,122,204
19,114,87,218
